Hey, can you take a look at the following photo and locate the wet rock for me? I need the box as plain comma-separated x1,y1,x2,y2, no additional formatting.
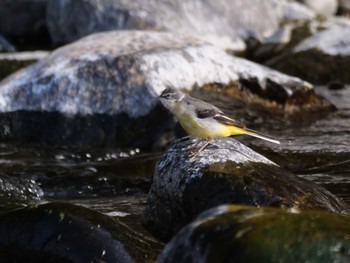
297,0,338,17
0,51,48,80
0,174,42,213
142,137,349,241
0,107,170,149
46,0,281,46
157,205,350,263
0,31,333,147
268,23,350,84
0,202,160,263
0,0,50,48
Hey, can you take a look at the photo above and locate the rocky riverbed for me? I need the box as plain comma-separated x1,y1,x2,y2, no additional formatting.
0,0,349,262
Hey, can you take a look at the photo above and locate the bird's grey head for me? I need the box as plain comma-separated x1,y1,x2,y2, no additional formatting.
159,87,185,111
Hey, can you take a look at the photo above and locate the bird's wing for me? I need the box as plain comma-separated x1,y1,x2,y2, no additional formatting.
189,96,246,128
213,113,246,128
189,97,223,116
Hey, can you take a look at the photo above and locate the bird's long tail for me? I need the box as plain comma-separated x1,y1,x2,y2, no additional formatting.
244,128,280,144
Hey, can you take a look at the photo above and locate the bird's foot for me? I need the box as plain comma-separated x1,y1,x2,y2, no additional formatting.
188,140,210,159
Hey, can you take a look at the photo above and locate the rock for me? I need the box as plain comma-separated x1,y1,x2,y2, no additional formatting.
157,205,350,263
252,25,293,62
0,174,43,213
46,0,281,46
268,23,350,84
142,137,349,242
280,1,316,22
297,0,338,17
0,51,48,81
338,0,350,15
0,202,161,263
247,2,316,62
0,0,50,48
0,31,333,147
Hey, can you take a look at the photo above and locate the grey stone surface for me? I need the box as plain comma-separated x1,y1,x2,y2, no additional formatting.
0,31,318,116
268,21,350,84
142,137,349,241
281,1,316,22
298,0,338,17
46,0,280,45
294,24,350,55
0,31,333,146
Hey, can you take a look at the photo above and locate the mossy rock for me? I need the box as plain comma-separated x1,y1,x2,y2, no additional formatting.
157,205,350,263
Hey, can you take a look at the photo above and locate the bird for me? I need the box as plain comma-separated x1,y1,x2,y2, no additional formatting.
159,87,280,151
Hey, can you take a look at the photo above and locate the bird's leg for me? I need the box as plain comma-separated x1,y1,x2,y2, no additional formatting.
188,139,211,158
176,135,191,143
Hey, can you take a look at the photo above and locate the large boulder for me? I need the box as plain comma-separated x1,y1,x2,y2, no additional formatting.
268,22,350,84
0,202,161,263
46,0,281,46
297,0,338,17
157,205,350,263
0,31,333,147
142,137,350,241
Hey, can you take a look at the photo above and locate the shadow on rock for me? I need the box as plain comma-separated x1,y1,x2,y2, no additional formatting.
142,137,350,242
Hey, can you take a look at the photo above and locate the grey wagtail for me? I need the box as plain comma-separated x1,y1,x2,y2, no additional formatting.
159,87,280,145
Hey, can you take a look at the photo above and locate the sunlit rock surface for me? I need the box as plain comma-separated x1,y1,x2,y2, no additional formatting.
268,23,350,84
0,202,161,263
46,0,281,47
142,137,350,241
0,31,332,146
157,205,350,263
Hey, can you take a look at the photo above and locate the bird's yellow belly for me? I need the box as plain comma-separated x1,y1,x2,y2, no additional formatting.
176,113,234,139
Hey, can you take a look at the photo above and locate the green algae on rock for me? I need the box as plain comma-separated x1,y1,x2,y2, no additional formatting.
157,205,350,263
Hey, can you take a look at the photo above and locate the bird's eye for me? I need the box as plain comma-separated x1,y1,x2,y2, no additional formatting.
161,94,170,99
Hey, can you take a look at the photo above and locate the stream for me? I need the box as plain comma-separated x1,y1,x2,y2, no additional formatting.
0,86,348,241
